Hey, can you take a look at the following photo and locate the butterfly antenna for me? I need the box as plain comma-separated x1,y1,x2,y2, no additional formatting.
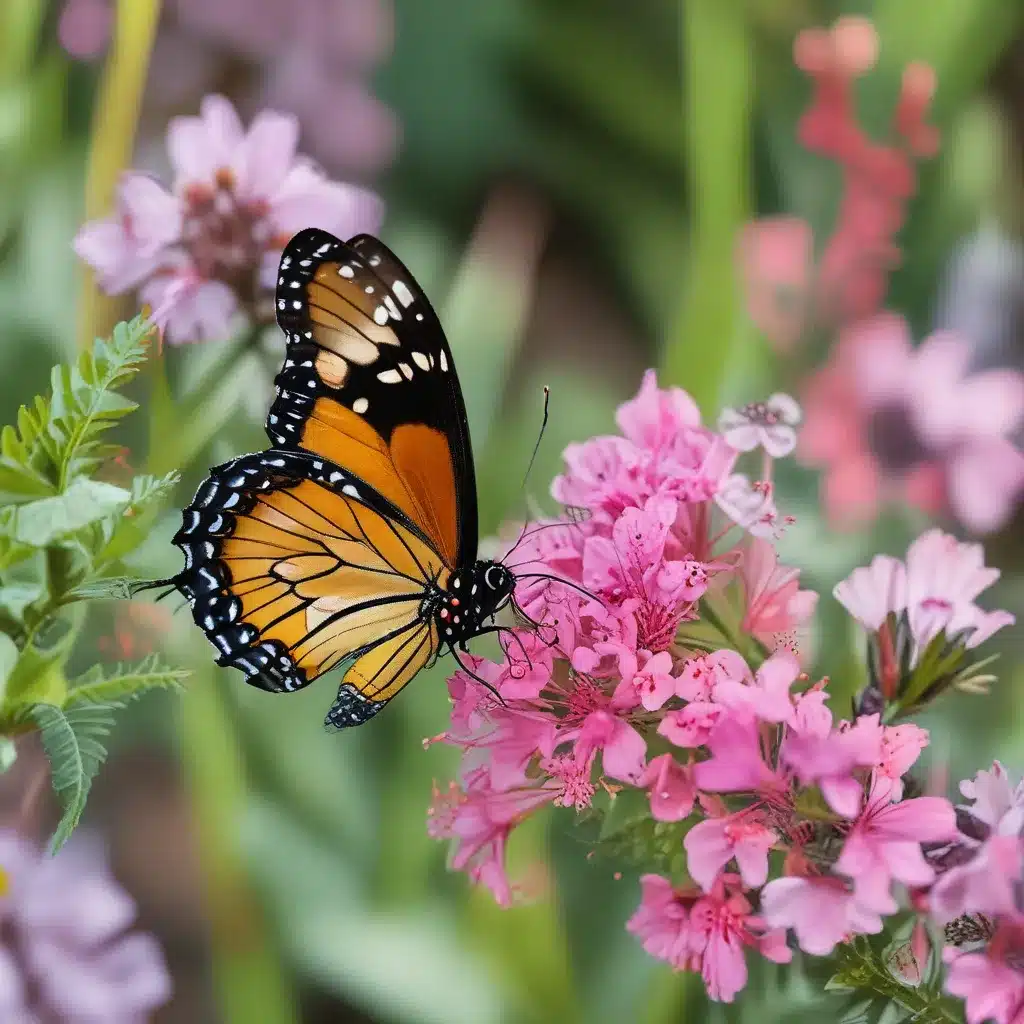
521,385,550,493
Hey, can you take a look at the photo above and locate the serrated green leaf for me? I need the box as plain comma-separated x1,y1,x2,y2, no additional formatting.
9,478,131,546
30,701,119,851
92,470,179,566
0,316,153,499
65,655,189,708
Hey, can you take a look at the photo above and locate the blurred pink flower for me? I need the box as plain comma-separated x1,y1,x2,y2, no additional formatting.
58,0,113,60
760,874,884,955
153,0,399,176
945,920,1024,1024
800,313,1024,533
713,650,801,725
930,762,1024,924
740,19,938,348
0,831,170,1020
74,94,382,344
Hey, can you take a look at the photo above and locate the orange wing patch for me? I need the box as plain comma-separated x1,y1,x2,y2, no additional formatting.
297,400,460,567
217,481,446,683
343,620,439,702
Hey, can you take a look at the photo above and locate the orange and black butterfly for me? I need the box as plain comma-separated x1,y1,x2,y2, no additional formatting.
169,229,521,728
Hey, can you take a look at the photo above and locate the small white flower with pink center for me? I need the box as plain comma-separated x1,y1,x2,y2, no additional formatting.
718,394,802,457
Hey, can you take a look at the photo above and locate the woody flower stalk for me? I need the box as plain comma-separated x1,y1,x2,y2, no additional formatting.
427,372,1014,1014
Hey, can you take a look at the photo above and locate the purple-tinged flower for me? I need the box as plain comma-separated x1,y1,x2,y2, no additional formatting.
714,475,787,539
930,762,1024,924
945,920,1024,1024
718,394,802,458
0,830,170,1021
74,94,382,344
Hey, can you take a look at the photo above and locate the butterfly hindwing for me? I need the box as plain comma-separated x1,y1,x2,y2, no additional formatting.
269,228,477,570
172,449,445,725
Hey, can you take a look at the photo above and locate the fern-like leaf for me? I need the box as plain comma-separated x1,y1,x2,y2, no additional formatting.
30,701,120,851
65,655,189,707
0,316,154,501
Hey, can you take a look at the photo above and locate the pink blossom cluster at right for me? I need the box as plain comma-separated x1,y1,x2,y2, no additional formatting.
426,372,1017,1010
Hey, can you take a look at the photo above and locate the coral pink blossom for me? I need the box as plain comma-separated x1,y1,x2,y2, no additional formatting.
639,754,697,822
740,19,938,349
626,875,696,970
782,714,883,817
675,650,749,702
738,538,818,654
760,874,884,955
835,784,957,913
713,651,801,724
75,94,381,343
685,811,777,891
800,313,1024,533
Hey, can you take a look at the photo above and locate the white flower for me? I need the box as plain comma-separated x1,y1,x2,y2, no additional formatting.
714,474,785,539
718,393,802,457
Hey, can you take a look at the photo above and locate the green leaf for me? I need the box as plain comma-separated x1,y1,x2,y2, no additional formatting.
597,786,653,841
65,655,189,708
92,470,179,566
0,316,153,496
29,701,119,851
0,738,16,773
0,633,17,691
5,477,131,547
62,576,136,601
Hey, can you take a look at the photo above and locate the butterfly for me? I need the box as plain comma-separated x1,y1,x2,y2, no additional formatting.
167,229,529,729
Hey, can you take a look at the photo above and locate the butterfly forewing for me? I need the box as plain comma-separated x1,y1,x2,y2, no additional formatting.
269,228,477,569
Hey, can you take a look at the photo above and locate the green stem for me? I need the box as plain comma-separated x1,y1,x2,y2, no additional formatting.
661,0,753,409
178,677,300,1024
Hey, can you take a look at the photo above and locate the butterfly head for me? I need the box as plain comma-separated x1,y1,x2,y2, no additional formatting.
434,560,516,645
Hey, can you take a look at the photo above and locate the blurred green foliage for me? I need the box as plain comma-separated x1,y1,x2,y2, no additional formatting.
0,0,1021,1022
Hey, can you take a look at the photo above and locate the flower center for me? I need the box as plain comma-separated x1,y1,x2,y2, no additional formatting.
181,169,280,300
866,402,931,471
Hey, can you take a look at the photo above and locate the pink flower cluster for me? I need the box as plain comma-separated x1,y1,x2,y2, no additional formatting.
426,373,1014,1006
75,94,381,344
740,17,938,350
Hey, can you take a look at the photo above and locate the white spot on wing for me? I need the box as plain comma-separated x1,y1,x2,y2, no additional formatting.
393,280,414,307
440,351,449,372
398,362,413,379
339,265,354,278
377,369,402,384
373,306,388,325
412,351,430,371
353,397,369,414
